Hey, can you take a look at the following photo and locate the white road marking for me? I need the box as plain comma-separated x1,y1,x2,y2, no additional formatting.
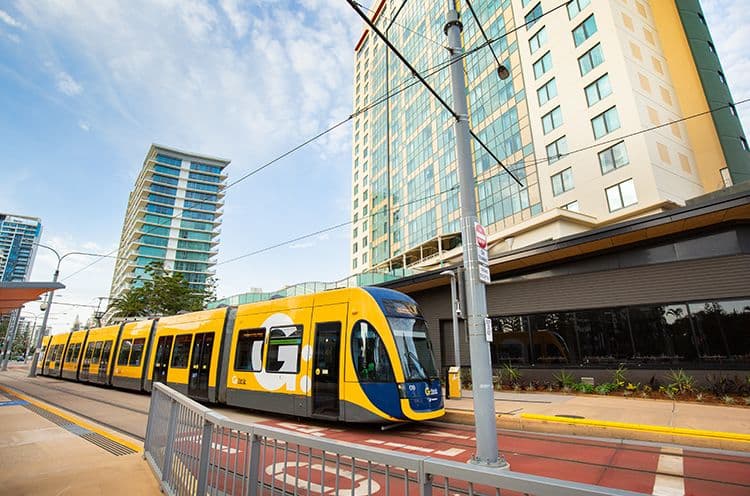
422,431,471,440
365,439,385,445
435,448,465,457
652,447,684,496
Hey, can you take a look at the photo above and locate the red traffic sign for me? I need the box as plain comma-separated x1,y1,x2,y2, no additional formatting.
474,222,487,249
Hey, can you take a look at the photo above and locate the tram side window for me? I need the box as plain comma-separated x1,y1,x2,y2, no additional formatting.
117,340,133,365
351,321,395,382
84,343,95,363
64,344,75,363
171,334,193,368
234,328,266,372
66,343,81,363
266,325,302,373
92,341,104,364
129,338,146,366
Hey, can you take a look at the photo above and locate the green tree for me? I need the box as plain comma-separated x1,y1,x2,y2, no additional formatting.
108,263,214,319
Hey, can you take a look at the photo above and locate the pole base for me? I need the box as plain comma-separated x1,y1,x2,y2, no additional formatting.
468,453,510,470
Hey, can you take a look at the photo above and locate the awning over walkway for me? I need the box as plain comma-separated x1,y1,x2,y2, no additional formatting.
0,282,65,315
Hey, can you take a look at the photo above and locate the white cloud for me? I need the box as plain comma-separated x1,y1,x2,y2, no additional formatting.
219,0,249,38
55,71,82,96
78,120,90,131
0,30,20,43
0,9,25,29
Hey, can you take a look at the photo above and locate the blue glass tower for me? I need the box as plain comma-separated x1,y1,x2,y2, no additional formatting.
0,213,42,282
108,144,229,303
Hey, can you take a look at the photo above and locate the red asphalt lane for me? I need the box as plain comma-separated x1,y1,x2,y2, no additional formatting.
168,420,750,495
255,419,750,496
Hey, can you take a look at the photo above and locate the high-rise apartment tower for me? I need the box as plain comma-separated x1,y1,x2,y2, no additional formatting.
0,213,42,282
108,144,229,304
350,0,749,274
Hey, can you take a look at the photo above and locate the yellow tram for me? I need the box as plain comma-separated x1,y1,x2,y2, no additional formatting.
37,287,444,423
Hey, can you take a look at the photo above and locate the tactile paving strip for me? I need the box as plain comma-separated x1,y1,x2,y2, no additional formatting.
3,390,136,456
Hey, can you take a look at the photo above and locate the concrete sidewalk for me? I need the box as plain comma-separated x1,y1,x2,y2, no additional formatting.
444,390,750,451
0,388,159,495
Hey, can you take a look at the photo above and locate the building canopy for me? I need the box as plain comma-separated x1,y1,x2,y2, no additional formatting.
0,282,65,315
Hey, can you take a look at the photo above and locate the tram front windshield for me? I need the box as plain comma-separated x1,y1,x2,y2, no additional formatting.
388,317,439,382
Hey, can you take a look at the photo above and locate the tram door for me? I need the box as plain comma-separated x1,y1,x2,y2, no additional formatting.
312,322,341,417
152,336,173,385
98,341,113,383
188,333,214,400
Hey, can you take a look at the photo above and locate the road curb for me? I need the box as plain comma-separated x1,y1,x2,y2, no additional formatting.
442,408,750,452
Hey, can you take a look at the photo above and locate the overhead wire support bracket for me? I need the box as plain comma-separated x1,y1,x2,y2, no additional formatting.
347,0,523,188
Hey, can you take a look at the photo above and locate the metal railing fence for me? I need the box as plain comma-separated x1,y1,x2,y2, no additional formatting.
144,382,645,496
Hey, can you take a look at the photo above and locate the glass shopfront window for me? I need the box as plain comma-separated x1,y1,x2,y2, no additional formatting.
490,298,750,368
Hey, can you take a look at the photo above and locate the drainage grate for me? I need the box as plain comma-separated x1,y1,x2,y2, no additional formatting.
20,400,137,456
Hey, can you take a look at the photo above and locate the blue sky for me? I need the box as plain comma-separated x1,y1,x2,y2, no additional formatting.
0,0,748,331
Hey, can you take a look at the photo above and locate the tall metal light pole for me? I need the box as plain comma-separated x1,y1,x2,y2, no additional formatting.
444,0,507,468
27,244,108,378
21,311,41,363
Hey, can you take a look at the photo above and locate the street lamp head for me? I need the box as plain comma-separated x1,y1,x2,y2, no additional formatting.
496,64,510,80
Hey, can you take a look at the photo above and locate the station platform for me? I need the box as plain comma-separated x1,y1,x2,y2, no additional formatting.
0,383,159,495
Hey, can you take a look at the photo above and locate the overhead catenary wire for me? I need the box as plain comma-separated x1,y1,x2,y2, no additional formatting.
346,0,524,187
212,97,750,270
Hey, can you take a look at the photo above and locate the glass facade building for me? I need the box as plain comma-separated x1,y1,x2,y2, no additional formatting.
0,213,42,282
108,144,229,306
351,0,749,275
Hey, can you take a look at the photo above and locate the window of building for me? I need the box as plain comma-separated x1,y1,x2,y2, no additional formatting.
362,252,368,264
546,136,568,164
234,328,266,372
720,167,733,187
578,43,604,76
170,335,192,368
585,74,612,106
606,179,637,211
562,201,580,212
591,106,621,139
529,26,547,53
567,0,591,19
598,141,629,174
537,78,558,106
542,106,563,134
630,42,642,61
533,51,553,79
643,28,655,45
525,2,543,29
636,1,647,18
621,12,634,31
551,168,574,196
352,258,357,269
362,236,368,247
265,325,302,373
573,15,597,47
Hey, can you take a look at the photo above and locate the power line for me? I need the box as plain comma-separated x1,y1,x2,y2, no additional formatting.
346,0,523,187
355,0,446,49
214,97,750,270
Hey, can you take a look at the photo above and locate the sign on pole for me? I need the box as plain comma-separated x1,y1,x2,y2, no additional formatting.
478,264,491,284
474,222,487,249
